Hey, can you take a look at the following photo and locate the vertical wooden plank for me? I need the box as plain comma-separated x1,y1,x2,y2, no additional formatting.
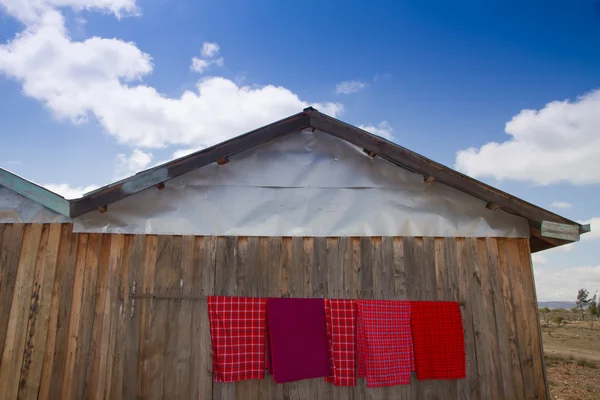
379,237,394,298
267,237,284,399
462,238,491,400
213,236,237,400
366,237,391,400
420,237,437,301
163,236,183,400
0,223,25,362
455,238,481,400
518,239,549,400
329,237,351,400
0,223,42,400
513,239,546,399
79,234,111,400
357,237,375,400
314,237,331,400
349,237,361,300
109,235,135,400
443,238,469,400
137,235,157,400
295,237,316,400
431,238,458,400
196,236,216,400
496,238,525,399
235,236,260,400
39,225,77,400
391,237,406,300
347,237,362,400
417,237,436,399
485,238,514,400
189,236,203,400
387,237,410,400
96,234,125,399
280,237,299,400
17,224,62,400
95,234,125,400
403,237,422,400
16,224,48,397
146,235,172,400
359,237,373,300
292,237,316,400
476,239,503,400
123,235,145,400
338,237,356,400
69,233,102,400
60,233,89,400
176,236,194,400
506,239,536,400
286,237,305,400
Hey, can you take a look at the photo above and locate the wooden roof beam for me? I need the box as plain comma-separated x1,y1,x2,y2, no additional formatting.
306,109,580,230
69,111,311,217
486,202,501,211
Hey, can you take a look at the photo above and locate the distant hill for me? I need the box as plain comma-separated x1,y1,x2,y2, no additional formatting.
538,301,576,310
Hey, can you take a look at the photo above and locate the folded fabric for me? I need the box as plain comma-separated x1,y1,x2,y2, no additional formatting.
410,301,466,380
207,296,267,382
267,298,330,383
324,299,358,386
357,300,415,387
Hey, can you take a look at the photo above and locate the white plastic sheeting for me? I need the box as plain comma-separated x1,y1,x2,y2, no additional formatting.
0,186,71,223
74,129,529,237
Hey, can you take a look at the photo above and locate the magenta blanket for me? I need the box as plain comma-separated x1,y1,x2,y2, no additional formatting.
267,298,331,383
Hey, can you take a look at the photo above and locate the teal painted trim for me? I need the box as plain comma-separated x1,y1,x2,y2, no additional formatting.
0,168,71,217
541,220,580,242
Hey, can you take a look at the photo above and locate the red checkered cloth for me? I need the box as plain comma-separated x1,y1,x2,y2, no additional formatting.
410,301,466,380
324,299,357,386
356,300,415,387
207,296,267,382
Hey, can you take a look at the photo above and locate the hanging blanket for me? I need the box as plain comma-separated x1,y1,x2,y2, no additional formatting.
207,296,267,382
356,300,415,387
324,299,358,386
267,298,330,383
410,301,466,380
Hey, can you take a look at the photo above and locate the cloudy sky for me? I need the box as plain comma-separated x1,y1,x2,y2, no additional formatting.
1,0,599,301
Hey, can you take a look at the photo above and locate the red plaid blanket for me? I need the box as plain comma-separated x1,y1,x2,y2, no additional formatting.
411,301,466,380
207,296,267,382
357,300,415,387
324,299,358,386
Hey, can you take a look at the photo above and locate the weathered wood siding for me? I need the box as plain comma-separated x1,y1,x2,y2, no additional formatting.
0,224,547,400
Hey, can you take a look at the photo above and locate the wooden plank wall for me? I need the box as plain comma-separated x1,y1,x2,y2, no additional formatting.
0,224,548,400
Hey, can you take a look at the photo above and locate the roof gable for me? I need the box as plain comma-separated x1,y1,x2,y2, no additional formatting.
0,107,589,251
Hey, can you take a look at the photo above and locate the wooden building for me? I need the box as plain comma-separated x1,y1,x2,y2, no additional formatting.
0,107,590,399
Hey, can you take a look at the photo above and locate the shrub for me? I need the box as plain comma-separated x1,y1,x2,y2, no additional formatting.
552,316,566,326
576,359,597,369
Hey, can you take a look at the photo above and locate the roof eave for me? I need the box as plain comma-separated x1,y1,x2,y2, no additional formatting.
0,168,71,217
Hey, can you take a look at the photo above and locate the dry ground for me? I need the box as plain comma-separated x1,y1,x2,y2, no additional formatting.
541,317,599,400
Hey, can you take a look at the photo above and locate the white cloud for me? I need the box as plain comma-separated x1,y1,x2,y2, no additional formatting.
1,0,138,24
550,201,572,209
116,148,152,178
44,183,99,199
201,42,219,58
534,264,600,301
190,56,223,74
359,121,394,140
336,80,367,94
531,253,548,265
455,89,600,185
579,217,599,241
0,4,342,150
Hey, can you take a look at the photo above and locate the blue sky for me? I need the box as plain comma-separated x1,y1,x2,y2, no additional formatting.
0,0,599,300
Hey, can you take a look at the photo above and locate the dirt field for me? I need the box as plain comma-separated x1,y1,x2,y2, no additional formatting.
541,316,600,400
